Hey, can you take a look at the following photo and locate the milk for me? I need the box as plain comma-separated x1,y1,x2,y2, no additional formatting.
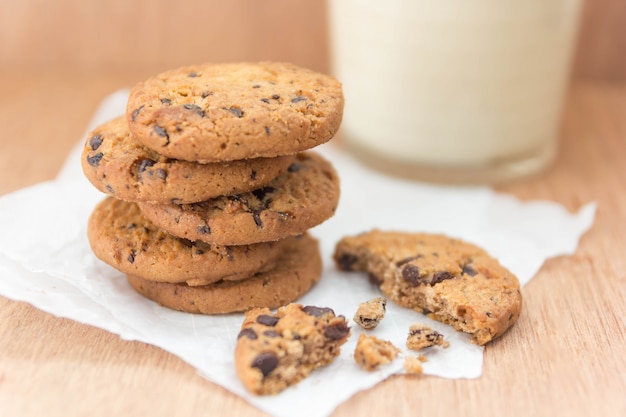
328,0,582,182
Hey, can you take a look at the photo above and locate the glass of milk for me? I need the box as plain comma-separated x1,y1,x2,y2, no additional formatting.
328,0,583,184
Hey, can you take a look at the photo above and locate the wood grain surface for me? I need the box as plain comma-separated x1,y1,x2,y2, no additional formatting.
1,1,625,416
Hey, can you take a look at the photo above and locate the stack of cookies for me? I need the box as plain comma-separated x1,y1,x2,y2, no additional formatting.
81,62,344,314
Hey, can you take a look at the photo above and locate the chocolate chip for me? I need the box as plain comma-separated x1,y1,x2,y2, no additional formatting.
252,84,261,89
250,170,257,180
271,94,280,100
154,125,169,142
260,98,270,104
256,314,279,326
251,352,278,377
87,152,104,167
409,327,425,336
396,255,423,266
336,253,358,270
153,168,167,180
89,134,103,151
369,273,383,285
160,98,172,105
87,153,103,167
252,209,264,227
425,332,443,343
131,105,144,122
195,249,204,255
252,186,275,203
264,126,271,136
462,264,477,277
188,72,199,78
291,95,307,103
180,239,194,248
183,103,205,117
263,330,280,338
303,306,334,317
287,163,305,173
401,264,421,286
225,107,244,117
324,322,349,341
197,225,210,234
431,271,455,285
128,250,136,263
237,328,257,340
137,158,156,177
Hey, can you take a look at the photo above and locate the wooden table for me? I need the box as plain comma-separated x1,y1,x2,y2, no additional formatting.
0,71,624,416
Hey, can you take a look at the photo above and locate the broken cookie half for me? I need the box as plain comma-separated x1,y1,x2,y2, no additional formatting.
235,303,350,395
333,230,522,345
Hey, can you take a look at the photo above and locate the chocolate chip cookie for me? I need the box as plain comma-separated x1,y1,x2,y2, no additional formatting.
81,116,294,204
126,233,322,314
137,152,340,245
126,62,344,163
88,197,287,286
235,303,350,395
333,230,523,345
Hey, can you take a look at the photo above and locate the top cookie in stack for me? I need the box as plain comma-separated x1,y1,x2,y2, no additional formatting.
81,62,344,314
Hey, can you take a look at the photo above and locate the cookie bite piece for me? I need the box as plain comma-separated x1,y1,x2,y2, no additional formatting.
334,230,522,345
403,355,427,375
406,323,450,351
235,303,350,395
126,62,344,163
353,334,400,371
353,297,387,329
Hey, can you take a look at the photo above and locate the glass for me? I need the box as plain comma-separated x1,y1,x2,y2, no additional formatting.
328,0,583,184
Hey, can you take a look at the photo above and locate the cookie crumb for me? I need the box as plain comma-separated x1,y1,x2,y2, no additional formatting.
353,297,387,329
406,323,450,351
354,333,400,371
404,356,426,375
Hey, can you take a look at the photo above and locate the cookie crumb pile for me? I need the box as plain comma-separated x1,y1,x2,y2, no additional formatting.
81,62,344,314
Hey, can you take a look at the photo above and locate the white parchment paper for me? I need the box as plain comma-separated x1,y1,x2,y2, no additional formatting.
0,90,596,417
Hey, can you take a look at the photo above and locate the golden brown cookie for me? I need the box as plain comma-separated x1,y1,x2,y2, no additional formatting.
333,230,523,345
126,62,344,163
87,197,287,286
81,116,294,204
126,234,322,314
137,152,340,245
235,303,350,395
